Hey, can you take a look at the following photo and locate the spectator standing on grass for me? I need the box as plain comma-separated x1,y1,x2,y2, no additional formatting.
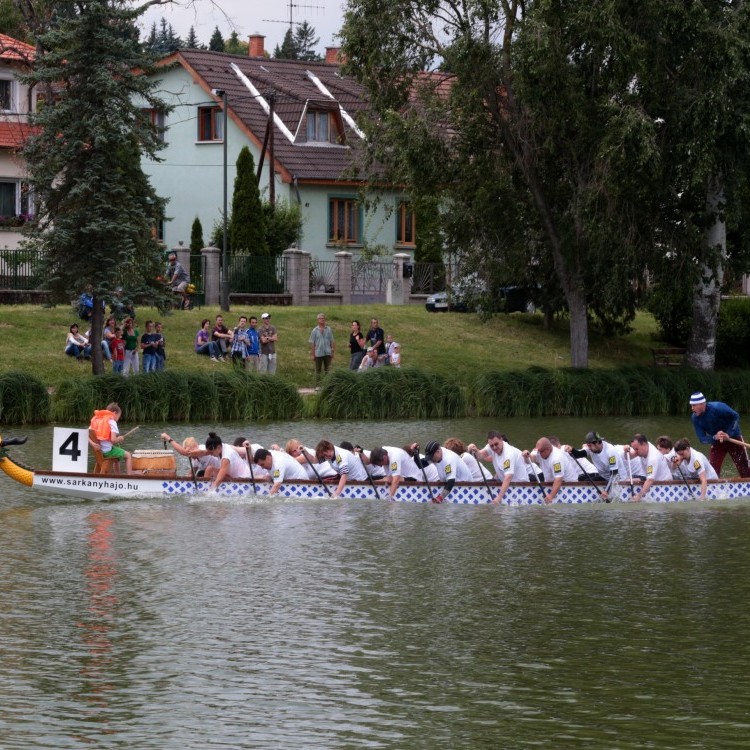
245,316,261,372
102,316,116,363
111,327,126,374
309,313,335,380
259,313,278,374
230,315,250,368
155,322,166,371
140,320,160,373
122,318,139,376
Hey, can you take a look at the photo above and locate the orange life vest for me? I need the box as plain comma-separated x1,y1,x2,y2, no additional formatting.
89,410,116,442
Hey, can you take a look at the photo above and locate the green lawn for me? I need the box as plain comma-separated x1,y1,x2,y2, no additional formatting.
0,302,665,389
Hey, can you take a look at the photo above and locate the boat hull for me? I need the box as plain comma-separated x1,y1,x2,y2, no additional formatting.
28,470,750,505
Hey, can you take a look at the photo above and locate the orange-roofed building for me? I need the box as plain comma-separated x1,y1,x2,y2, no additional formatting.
0,33,37,249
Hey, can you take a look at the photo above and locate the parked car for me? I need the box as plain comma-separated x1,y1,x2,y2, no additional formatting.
424,291,468,312
425,286,535,313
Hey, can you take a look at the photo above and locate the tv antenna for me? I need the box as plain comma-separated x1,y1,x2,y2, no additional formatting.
263,0,325,34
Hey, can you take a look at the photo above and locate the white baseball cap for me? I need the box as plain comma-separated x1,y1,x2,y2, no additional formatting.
261,313,271,319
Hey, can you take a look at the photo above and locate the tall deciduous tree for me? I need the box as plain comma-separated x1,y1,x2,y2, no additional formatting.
225,29,247,55
20,0,171,376
341,0,750,368
229,146,268,255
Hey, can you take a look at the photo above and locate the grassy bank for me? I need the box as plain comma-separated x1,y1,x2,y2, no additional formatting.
1,302,745,425
0,302,664,390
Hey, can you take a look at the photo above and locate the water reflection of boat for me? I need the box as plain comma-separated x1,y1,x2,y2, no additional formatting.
1,441,749,504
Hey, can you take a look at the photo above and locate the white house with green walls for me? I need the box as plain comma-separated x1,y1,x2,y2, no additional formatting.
139,38,416,262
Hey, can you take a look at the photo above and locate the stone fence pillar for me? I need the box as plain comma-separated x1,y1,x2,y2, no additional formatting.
335,251,352,305
201,245,221,306
283,247,310,306
389,252,412,305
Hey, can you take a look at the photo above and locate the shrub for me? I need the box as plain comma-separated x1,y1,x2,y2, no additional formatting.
716,297,750,368
0,371,50,424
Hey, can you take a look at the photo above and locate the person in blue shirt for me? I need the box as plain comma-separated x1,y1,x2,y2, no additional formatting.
690,391,750,477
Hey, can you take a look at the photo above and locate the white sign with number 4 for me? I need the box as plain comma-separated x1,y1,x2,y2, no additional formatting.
53,428,89,473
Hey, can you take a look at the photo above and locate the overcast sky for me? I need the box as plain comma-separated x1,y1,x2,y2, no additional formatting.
140,0,346,56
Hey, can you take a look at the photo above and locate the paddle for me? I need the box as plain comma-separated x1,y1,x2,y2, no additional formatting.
530,466,548,503
626,449,635,500
414,443,437,503
570,453,608,503
470,448,495,504
243,442,257,494
356,447,382,500
674,460,696,499
724,436,750,451
302,447,332,497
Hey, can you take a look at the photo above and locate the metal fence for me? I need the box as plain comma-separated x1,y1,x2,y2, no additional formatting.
0,247,46,290
351,260,393,295
228,254,288,294
411,262,446,294
309,260,339,293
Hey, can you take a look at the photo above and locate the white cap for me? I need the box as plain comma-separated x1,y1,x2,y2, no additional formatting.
689,392,706,405
261,313,270,319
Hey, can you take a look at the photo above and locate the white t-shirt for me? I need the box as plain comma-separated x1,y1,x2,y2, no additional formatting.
535,445,579,482
483,441,528,481
678,448,718,480
220,443,251,479
331,446,369,481
643,443,673,482
586,440,624,476
382,446,422,481
99,419,119,454
461,451,493,481
269,450,309,482
433,447,473,482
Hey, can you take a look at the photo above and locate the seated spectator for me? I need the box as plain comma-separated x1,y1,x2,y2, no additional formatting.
389,342,401,367
358,346,381,370
65,324,92,359
110,287,135,320
76,285,94,321
195,318,223,361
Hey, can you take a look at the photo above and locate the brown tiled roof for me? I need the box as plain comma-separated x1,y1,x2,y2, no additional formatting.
0,33,35,63
173,49,372,184
0,120,37,149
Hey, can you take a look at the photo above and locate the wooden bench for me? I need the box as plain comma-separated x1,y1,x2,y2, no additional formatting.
651,347,686,367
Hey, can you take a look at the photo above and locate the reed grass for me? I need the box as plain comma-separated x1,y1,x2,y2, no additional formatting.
51,371,303,425
317,367,467,420
0,371,50,425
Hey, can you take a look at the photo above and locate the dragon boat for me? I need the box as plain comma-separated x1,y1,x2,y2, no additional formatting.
2,433,750,505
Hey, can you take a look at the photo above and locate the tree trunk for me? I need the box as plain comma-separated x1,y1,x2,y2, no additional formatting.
685,177,725,370
566,284,589,368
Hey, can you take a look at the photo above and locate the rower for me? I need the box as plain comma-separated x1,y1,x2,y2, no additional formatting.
672,437,718,501
253,448,308,495
367,445,422,499
627,433,673,501
314,440,368,498
468,431,526,505
423,440,472,503
569,431,624,501
523,437,577,504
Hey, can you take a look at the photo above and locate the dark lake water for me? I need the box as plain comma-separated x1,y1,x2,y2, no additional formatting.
2,416,749,748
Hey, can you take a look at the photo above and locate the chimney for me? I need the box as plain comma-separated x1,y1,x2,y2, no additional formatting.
325,47,345,64
249,34,265,57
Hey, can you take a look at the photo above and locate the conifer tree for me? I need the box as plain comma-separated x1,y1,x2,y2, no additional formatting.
225,29,247,55
294,21,320,61
185,25,199,49
274,27,298,59
208,25,224,52
190,216,204,253
20,0,171,375
230,146,268,255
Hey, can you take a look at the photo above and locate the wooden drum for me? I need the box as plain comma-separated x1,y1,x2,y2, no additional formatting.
132,449,176,474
